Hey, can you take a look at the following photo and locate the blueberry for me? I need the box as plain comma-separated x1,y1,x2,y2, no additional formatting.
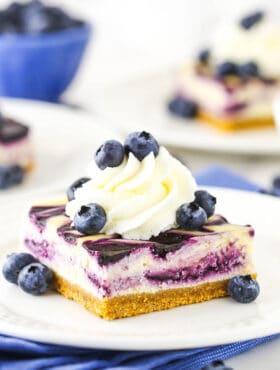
216,62,238,78
168,96,198,118
95,140,124,170
201,359,233,370
240,11,264,30
238,62,259,78
0,165,24,189
198,49,210,64
124,131,159,161
272,176,280,190
18,262,53,295
74,203,107,235
67,177,90,201
2,253,37,284
176,202,207,230
194,190,216,218
228,275,260,303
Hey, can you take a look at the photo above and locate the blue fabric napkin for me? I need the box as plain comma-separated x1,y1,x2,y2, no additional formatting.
0,166,278,370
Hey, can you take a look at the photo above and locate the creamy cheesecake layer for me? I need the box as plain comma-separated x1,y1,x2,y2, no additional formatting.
178,66,279,121
22,202,255,300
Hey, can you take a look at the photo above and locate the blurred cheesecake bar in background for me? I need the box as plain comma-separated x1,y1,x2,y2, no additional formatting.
169,11,280,131
0,113,32,189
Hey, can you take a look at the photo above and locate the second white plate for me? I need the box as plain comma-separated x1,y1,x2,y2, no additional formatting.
92,71,280,155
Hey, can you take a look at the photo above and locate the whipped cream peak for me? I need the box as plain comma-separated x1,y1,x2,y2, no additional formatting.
211,16,280,78
66,147,197,240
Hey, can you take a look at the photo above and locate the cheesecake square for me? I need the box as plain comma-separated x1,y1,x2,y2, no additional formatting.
23,201,255,320
176,65,277,131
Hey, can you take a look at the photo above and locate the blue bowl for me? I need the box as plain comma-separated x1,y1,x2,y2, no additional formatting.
0,24,92,102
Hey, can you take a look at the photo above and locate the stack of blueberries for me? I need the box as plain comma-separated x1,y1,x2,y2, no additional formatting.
0,0,84,34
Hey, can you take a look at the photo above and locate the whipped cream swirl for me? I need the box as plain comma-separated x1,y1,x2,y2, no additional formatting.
211,19,280,78
66,147,196,240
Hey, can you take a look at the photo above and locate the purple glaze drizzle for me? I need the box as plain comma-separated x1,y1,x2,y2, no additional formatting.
29,206,252,268
29,205,65,231
224,102,247,113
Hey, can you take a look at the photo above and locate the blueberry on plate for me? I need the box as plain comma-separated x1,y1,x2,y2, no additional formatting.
168,96,198,118
95,140,125,170
176,202,207,230
240,11,264,30
2,253,37,284
194,190,216,218
201,359,233,370
198,49,210,64
216,62,238,78
124,131,159,161
238,62,259,78
74,203,107,235
18,262,53,295
67,177,90,201
0,165,24,189
228,275,260,303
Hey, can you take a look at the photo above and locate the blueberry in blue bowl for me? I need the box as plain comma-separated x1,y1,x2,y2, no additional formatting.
0,0,92,102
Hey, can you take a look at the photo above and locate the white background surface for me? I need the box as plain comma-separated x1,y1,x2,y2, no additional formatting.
0,0,279,368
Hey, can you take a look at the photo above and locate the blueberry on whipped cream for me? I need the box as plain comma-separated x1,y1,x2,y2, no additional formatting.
74,203,107,235
176,202,207,230
124,131,159,161
66,132,196,240
95,140,124,170
67,177,90,201
194,190,216,217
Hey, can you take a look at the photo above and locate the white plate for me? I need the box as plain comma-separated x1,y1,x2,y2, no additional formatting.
0,98,120,199
92,71,280,155
0,187,279,350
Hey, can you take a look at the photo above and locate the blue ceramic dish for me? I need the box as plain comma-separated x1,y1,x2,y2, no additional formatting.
0,23,92,102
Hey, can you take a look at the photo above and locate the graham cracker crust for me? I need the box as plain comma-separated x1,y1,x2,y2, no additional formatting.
198,111,274,132
54,273,241,320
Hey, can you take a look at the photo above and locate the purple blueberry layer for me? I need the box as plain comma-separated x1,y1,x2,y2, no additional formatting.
24,238,55,260
146,243,244,285
0,118,29,143
83,243,246,296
